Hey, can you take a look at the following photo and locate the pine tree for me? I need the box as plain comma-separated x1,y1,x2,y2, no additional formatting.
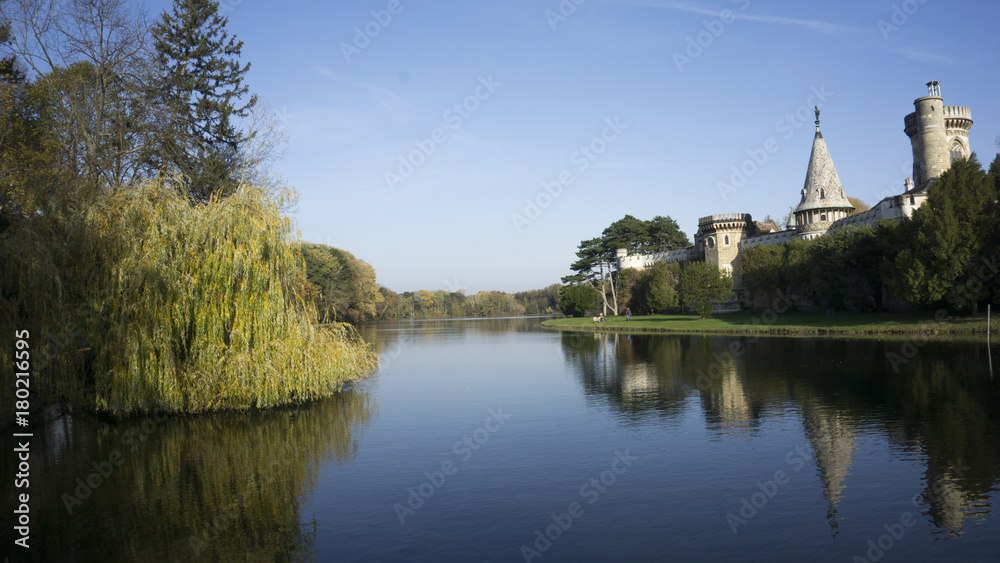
890,155,995,311
149,0,256,203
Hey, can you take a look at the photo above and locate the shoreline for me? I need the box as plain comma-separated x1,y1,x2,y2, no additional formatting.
541,311,997,342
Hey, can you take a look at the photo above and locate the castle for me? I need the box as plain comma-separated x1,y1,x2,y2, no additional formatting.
617,81,973,306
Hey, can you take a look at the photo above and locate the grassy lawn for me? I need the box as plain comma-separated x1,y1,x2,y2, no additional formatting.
542,310,998,339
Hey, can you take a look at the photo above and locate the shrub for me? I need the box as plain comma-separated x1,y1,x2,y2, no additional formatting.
695,300,714,319
559,284,600,317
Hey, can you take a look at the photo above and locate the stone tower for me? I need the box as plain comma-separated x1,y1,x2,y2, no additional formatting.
793,108,854,240
694,213,753,290
904,81,973,191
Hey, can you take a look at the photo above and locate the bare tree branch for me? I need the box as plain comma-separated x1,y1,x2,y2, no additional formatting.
0,0,152,187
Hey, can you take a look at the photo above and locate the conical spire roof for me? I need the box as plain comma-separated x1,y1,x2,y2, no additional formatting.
795,108,853,214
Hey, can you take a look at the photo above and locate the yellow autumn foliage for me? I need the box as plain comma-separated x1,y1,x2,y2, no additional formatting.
1,179,378,416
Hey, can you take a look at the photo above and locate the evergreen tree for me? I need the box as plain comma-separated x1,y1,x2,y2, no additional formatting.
559,284,600,317
149,0,256,203
890,155,995,311
990,153,1000,190
646,215,690,252
984,153,1000,303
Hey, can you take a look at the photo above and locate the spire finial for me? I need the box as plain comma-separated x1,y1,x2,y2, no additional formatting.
815,106,821,132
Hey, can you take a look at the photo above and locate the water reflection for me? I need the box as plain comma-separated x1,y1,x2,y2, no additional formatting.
358,316,552,359
801,401,856,533
2,389,377,562
560,332,1000,537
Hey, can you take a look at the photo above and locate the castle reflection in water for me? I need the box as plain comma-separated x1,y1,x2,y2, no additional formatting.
561,331,999,537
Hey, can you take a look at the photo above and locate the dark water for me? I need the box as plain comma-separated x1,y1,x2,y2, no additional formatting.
4,317,1000,562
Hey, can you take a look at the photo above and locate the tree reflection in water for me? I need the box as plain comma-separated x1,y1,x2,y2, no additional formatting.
561,332,1000,538
1,389,377,562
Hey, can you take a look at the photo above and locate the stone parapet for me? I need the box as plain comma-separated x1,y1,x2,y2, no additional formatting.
740,230,795,249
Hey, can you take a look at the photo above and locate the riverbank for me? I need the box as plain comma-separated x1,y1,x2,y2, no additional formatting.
542,311,998,339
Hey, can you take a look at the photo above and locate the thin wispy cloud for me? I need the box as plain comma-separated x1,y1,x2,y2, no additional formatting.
315,66,418,124
892,47,960,67
609,0,867,36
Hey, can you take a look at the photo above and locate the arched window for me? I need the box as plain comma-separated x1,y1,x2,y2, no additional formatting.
950,140,965,164
820,189,825,199
724,235,730,245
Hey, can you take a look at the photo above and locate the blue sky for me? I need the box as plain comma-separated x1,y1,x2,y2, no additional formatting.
147,0,999,293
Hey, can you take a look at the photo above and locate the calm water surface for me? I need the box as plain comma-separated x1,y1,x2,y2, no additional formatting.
4,317,1000,562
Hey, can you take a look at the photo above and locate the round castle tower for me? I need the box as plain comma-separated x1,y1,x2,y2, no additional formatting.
904,81,973,191
793,108,854,240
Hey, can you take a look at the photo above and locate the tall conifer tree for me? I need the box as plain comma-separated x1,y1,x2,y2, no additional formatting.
890,155,995,311
149,0,256,203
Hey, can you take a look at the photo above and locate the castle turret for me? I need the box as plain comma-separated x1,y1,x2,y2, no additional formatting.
793,108,855,240
693,213,753,293
904,81,973,191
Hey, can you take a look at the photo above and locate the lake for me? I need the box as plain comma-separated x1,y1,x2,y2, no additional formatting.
4,317,1000,562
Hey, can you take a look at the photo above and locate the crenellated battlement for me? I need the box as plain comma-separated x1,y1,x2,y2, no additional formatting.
944,105,971,119
902,106,970,137
944,105,973,132
698,213,752,225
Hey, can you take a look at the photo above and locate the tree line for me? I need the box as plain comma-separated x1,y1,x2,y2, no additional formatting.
376,285,561,319
561,155,1000,318
297,242,561,322
741,154,1000,313
560,261,732,319
560,214,733,318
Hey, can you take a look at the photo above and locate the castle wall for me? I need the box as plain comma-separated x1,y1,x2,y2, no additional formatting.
828,192,925,232
618,247,693,270
829,206,884,231
740,230,795,250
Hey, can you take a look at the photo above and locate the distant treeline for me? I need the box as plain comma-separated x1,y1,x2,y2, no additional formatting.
378,285,561,319
298,243,561,322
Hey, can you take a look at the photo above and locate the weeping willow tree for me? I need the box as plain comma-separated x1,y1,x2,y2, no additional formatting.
85,180,379,413
1,179,378,417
